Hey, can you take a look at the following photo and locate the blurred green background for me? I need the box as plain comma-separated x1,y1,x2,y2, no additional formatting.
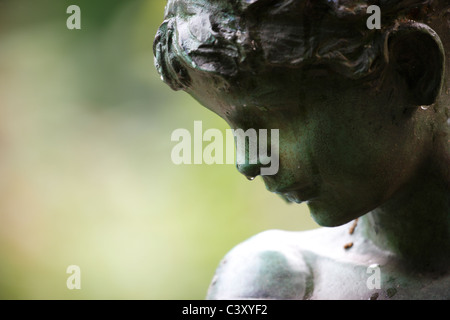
0,0,318,299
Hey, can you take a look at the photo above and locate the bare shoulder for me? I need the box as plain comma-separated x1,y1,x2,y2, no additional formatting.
206,222,450,300
206,229,316,300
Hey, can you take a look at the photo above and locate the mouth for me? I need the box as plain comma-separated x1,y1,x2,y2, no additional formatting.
272,183,320,203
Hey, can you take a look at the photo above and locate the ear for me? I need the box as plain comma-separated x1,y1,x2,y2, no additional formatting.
385,22,445,106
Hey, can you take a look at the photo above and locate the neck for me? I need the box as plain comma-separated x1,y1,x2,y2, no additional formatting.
359,161,450,272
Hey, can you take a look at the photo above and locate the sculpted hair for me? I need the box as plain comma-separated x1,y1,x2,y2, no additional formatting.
154,0,449,91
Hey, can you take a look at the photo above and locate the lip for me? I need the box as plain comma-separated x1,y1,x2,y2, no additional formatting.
272,183,319,203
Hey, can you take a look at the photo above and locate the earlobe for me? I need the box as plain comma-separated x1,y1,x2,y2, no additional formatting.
385,22,445,106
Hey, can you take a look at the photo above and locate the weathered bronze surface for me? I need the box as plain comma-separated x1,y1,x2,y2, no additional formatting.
154,0,450,299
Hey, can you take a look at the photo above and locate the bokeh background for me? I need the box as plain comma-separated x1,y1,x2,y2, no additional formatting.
0,0,318,299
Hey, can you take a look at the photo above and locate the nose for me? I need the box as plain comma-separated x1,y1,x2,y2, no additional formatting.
233,127,280,179
236,162,262,181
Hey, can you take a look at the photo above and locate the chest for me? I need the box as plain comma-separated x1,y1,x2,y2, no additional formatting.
308,259,450,300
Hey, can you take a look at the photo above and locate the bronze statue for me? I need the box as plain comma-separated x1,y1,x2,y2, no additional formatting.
154,0,450,299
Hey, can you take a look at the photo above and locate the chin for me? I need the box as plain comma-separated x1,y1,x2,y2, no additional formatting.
306,199,361,227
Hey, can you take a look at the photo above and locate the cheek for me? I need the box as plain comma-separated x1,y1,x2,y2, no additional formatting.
306,109,422,218
306,134,397,227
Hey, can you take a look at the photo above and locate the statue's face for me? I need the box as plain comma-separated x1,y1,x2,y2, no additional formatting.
166,0,431,227
186,64,429,227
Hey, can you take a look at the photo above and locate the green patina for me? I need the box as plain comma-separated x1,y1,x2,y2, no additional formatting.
154,0,450,299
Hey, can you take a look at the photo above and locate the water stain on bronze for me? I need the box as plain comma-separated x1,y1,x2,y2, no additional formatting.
344,242,354,250
349,218,358,235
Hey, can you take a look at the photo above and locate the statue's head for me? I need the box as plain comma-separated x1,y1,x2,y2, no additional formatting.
154,0,450,227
